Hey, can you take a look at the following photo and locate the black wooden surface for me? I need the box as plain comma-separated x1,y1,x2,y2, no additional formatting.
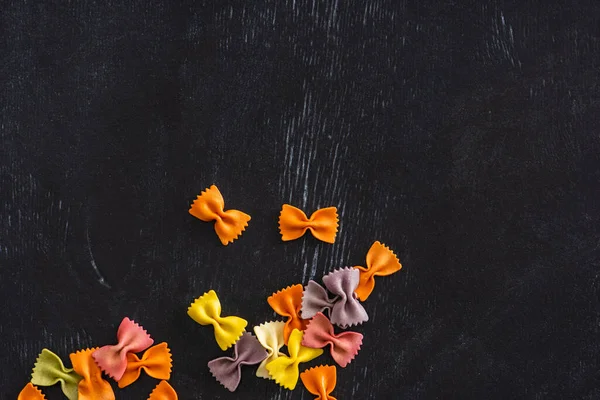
2,1,600,399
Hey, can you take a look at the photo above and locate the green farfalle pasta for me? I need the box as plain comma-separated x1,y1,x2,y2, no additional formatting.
31,348,82,400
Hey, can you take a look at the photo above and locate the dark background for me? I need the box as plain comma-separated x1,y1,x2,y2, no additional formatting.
2,1,599,399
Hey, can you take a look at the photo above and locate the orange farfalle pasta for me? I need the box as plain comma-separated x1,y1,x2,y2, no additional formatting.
189,185,251,245
354,241,402,301
267,284,309,344
147,380,178,400
278,204,338,244
18,383,46,400
300,365,337,400
69,348,115,400
118,342,172,388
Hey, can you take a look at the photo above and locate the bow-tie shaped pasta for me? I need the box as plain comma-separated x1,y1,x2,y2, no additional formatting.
266,329,323,390
301,268,369,328
253,321,286,379
18,383,45,400
267,284,309,344
31,348,82,400
117,342,172,388
188,290,248,350
208,333,268,392
92,317,154,381
148,380,178,400
69,348,115,400
278,204,338,243
354,241,402,301
300,365,338,400
189,185,251,245
302,313,363,367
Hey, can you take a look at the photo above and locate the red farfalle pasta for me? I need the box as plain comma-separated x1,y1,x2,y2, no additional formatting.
302,312,362,367
147,380,178,400
300,365,337,400
92,317,154,381
118,342,172,388
278,205,338,243
70,348,115,400
18,383,46,400
267,284,309,344
354,241,402,301
189,185,251,245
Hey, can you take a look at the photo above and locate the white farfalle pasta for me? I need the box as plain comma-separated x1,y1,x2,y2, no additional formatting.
253,321,286,379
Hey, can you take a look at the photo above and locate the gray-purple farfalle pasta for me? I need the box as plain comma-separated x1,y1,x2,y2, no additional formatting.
207,333,268,392
301,267,369,328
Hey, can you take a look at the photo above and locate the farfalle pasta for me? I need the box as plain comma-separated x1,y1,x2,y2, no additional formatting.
31,348,82,400
208,333,268,392
118,342,172,388
301,267,369,328
70,348,115,400
92,317,154,380
148,380,178,400
189,185,251,245
265,329,323,390
278,204,338,243
18,383,45,400
354,241,402,301
188,290,248,350
302,312,363,367
300,365,337,400
267,284,309,344
253,321,286,379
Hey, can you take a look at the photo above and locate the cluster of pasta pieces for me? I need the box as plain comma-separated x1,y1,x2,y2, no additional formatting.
18,318,177,399
187,239,402,398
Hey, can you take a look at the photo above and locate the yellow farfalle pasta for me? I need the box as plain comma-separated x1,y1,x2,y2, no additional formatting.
253,321,286,379
265,329,323,390
187,290,248,350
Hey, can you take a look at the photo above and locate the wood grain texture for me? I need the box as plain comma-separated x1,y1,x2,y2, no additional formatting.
2,0,600,398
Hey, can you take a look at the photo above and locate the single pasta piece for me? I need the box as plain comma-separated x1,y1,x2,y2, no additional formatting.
208,333,268,391
354,241,402,301
188,290,248,350
147,380,178,400
301,267,369,328
300,365,337,400
267,284,309,344
70,348,115,400
189,185,251,245
278,204,338,243
31,348,82,400
117,342,172,388
302,312,363,368
17,383,46,400
253,321,286,379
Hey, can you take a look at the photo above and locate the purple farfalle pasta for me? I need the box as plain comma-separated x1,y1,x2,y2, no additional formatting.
302,267,369,328
301,280,334,319
208,333,268,392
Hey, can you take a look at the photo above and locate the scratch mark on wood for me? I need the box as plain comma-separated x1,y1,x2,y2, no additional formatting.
85,225,111,289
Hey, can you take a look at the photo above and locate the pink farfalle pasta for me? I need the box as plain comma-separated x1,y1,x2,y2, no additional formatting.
302,312,362,367
208,333,268,392
301,267,368,328
92,317,154,381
